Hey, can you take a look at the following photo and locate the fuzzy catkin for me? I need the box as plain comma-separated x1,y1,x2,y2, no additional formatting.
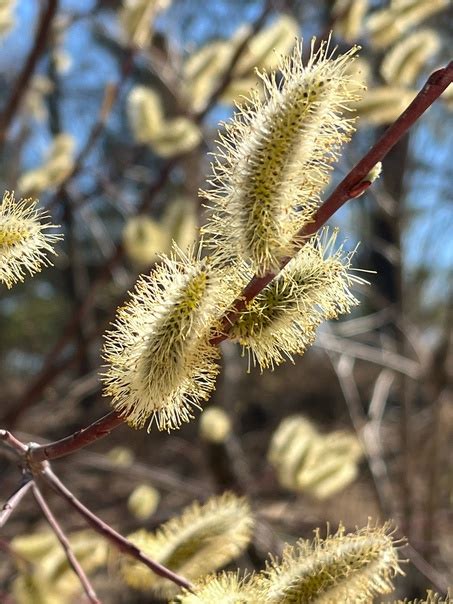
228,230,363,370
173,571,259,603
120,493,254,599
101,246,223,431
0,191,62,289
257,522,404,603
203,38,364,276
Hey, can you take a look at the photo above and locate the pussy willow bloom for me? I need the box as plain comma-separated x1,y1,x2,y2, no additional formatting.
229,230,364,370
173,571,259,603
202,38,364,276
101,246,225,431
0,191,61,289
257,522,404,603
121,493,253,599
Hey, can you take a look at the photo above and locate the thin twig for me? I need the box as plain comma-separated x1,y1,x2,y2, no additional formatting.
0,430,28,454
32,483,100,604
41,466,193,592
0,0,59,143
0,479,33,529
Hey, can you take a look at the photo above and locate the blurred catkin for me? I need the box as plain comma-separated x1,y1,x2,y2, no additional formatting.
120,492,254,599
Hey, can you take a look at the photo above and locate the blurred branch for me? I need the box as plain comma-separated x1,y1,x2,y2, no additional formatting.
41,465,193,592
0,0,59,143
32,483,100,604
0,478,33,530
315,331,420,378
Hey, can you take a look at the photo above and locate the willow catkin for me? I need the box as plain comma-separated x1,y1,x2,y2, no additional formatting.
202,38,364,276
228,230,363,370
120,493,254,599
101,245,223,431
0,191,62,289
380,29,440,86
257,522,404,603
173,571,259,603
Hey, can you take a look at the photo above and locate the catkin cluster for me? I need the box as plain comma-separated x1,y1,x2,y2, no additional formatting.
100,38,367,431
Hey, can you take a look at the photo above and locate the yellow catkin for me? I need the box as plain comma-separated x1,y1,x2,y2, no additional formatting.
172,571,259,603
101,245,226,431
119,0,171,48
228,230,363,370
199,406,232,443
127,85,201,156
257,522,404,603
333,0,368,42
202,38,364,276
367,0,448,49
0,191,62,288
354,86,417,125
380,29,440,86
18,134,75,196
128,484,160,520
120,493,254,599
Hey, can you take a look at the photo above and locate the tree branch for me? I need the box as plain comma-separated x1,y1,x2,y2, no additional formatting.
32,483,100,604
0,479,33,529
0,0,59,143
41,466,193,593
28,412,124,463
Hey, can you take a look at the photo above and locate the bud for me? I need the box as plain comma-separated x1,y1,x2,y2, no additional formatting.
354,86,416,125
333,0,368,43
128,484,160,520
119,0,171,48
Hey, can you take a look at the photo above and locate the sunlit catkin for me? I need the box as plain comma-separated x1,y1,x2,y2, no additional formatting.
229,230,362,370
101,246,222,431
173,571,259,603
257,522,404,603
202,39,364,276
121,493,254,599
0,191,62,289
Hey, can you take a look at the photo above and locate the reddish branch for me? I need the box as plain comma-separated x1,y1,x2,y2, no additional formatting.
32,484,100,604
41,466,193,592
29,412,124,463
0,0,59,143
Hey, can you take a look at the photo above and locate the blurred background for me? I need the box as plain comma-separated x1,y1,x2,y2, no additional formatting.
0,0,452,601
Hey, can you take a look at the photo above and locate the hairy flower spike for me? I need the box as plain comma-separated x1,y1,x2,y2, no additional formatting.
202,39,364,276
101,245,223,431
173,571,259,603
0,191,62,289
229,230,363,370
120,493,254,599
257,522,404,603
